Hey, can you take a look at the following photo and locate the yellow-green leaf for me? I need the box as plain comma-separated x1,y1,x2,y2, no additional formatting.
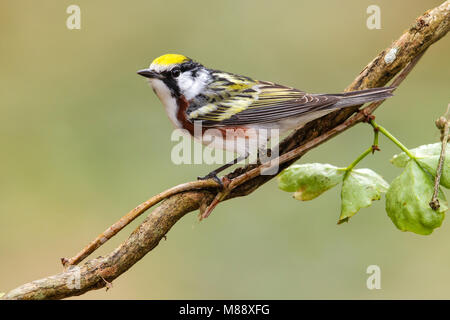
391,143,450,188
278,163,344,201
339,169,389,223
386,161,447,235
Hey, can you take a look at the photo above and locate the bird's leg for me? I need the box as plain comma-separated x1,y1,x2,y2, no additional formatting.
197,153,249,185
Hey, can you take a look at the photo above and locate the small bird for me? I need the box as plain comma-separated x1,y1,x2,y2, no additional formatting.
138,54,393,181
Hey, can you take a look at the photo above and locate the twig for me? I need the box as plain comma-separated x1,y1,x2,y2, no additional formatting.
2,1,448,300
430,104,450,210
63,179,221,266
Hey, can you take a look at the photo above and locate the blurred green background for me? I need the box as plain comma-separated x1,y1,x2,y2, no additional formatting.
1,0,449,299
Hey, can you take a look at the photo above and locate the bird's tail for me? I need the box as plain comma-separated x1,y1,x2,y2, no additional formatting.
321,86,395,109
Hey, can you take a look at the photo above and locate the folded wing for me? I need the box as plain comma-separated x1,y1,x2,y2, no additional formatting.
187,78,338,127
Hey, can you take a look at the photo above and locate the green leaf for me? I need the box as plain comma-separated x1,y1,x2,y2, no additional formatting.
278,163,344,201
386,161,447,235
391,143,450,188
391,143,444,167
339,169,389,223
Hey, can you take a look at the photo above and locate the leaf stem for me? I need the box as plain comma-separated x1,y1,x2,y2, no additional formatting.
370,120,416,160
373,128,379,148
345,128,380,172
345,147,372,172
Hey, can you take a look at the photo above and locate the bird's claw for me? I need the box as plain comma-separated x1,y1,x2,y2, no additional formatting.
198,176,231,220
197,172,223,187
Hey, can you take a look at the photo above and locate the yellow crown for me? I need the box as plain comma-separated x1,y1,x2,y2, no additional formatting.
151,54,189,66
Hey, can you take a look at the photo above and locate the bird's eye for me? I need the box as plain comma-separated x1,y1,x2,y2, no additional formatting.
171,67,181,78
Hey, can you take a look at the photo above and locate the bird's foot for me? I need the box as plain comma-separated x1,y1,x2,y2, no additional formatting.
197,172,223,187
198,176,231,220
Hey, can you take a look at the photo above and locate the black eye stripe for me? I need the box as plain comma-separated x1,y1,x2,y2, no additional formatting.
161,71,171,78
158,61,202,78
156,60,203,97
171,67,181,78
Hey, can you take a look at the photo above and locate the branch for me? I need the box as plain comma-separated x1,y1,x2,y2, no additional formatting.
61,179,221,266
2,1,449,300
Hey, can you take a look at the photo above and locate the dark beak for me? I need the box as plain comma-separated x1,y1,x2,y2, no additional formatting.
137,69,159,79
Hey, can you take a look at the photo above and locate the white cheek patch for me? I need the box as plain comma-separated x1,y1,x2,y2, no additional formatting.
178,69,211,100
177,72,195,98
